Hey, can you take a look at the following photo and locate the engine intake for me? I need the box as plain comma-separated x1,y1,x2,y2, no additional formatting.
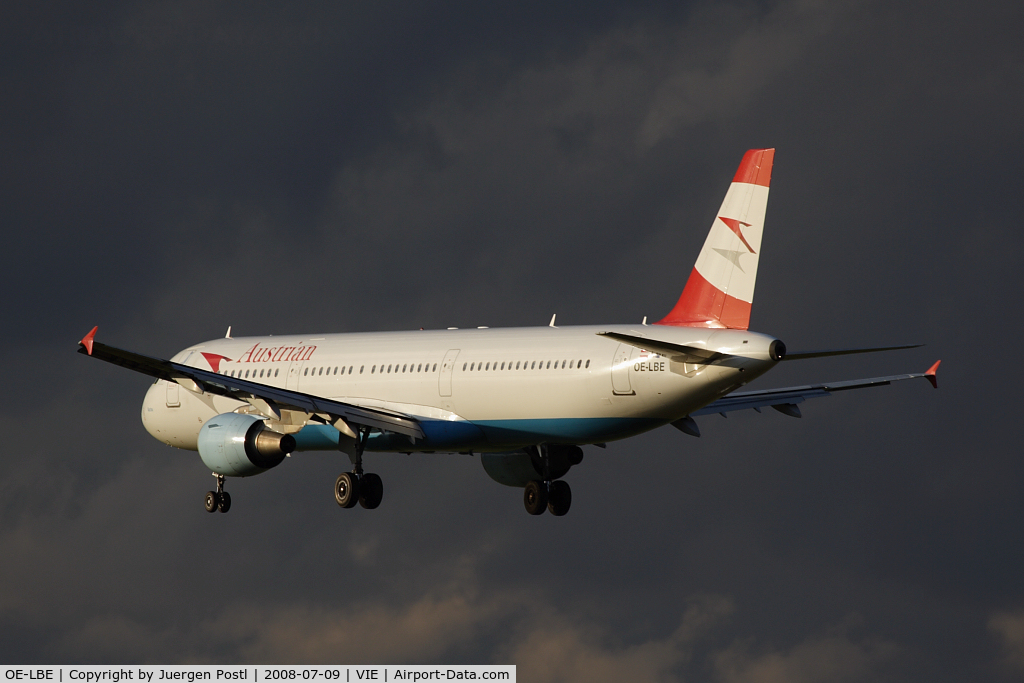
198,413,296,477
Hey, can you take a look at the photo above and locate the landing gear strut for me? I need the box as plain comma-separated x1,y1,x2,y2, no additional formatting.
523,444,573,516
204,473,231,513
335,426,384,510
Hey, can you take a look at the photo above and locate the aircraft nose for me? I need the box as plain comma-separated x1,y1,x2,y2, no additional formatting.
141,381,164,438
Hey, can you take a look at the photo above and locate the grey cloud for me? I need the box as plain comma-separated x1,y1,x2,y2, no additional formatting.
3,0,1023,677
637,0,856,149
989,611,1024,677
712,634,901,683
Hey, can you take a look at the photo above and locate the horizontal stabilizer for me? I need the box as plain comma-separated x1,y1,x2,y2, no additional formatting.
597,331,735,365
782,343,923,360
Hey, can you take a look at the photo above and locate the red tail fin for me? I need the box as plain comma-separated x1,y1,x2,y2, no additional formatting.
657,149,774,330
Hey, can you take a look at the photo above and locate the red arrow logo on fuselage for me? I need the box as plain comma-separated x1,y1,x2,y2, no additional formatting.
200,353,232,372
719,217,756,254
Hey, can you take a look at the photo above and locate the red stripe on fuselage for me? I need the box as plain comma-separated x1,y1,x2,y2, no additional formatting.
732,148,774,187
655,268,752,329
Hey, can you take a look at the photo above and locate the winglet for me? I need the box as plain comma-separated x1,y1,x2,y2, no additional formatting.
925,360,941,389
80,326,98,355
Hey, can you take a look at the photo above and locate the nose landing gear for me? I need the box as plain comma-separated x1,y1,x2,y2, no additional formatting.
204,473,231,513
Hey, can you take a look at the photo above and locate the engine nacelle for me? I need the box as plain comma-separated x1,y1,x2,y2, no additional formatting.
481,445,584,487
197,413,296,477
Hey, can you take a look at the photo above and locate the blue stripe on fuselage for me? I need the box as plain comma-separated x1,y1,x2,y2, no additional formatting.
293,416,664,453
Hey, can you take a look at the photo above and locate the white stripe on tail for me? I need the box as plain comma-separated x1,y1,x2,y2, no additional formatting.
657,148,774,330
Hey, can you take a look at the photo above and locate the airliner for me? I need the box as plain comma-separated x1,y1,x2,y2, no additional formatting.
78,149,939,516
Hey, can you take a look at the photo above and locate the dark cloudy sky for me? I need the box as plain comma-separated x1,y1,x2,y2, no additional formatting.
3,0,1023,679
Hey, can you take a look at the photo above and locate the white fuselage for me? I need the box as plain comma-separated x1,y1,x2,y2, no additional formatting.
141,324,781,453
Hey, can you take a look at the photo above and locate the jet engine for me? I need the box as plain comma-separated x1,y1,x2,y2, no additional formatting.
197,413,296,477
481,445,584,487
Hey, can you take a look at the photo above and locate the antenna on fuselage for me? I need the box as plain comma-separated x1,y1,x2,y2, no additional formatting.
225,326,232,339
549,314,557,328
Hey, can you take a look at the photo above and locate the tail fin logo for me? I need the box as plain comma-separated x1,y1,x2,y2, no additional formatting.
200,353,232,372
718,217,756,254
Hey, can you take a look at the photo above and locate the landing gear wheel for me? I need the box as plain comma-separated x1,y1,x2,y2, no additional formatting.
204,491,218,513
359,473,383,509
524,480,548,515
547,480,571,516
217,491,231,513
335,472,360,508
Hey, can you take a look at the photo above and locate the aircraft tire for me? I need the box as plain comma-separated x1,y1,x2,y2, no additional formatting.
524,480,548,515
359,473,384,509
335,472,360,509
204,491,218,513
547,480,571,516
217,491,231,513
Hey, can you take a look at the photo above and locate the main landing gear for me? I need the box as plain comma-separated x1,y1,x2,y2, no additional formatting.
335,427,384,510
523,444,573,516
524,479,572,516
204,473,231,513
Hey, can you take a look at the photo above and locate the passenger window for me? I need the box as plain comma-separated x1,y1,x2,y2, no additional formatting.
484,362,489,371
275,369,279,377
561,360,566,369
463,363,467,371
530,361,535,369
360,366,364,374
577,360,582,369
500,362,505,370
371,365,376,373
470,363,475,371
350,366,354,374
388,364,392,373
586,360,590,368
403,364,407,373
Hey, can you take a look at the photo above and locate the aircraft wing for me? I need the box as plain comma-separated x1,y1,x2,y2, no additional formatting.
77,327,424,440
692,361,940,417
673,361,940,435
